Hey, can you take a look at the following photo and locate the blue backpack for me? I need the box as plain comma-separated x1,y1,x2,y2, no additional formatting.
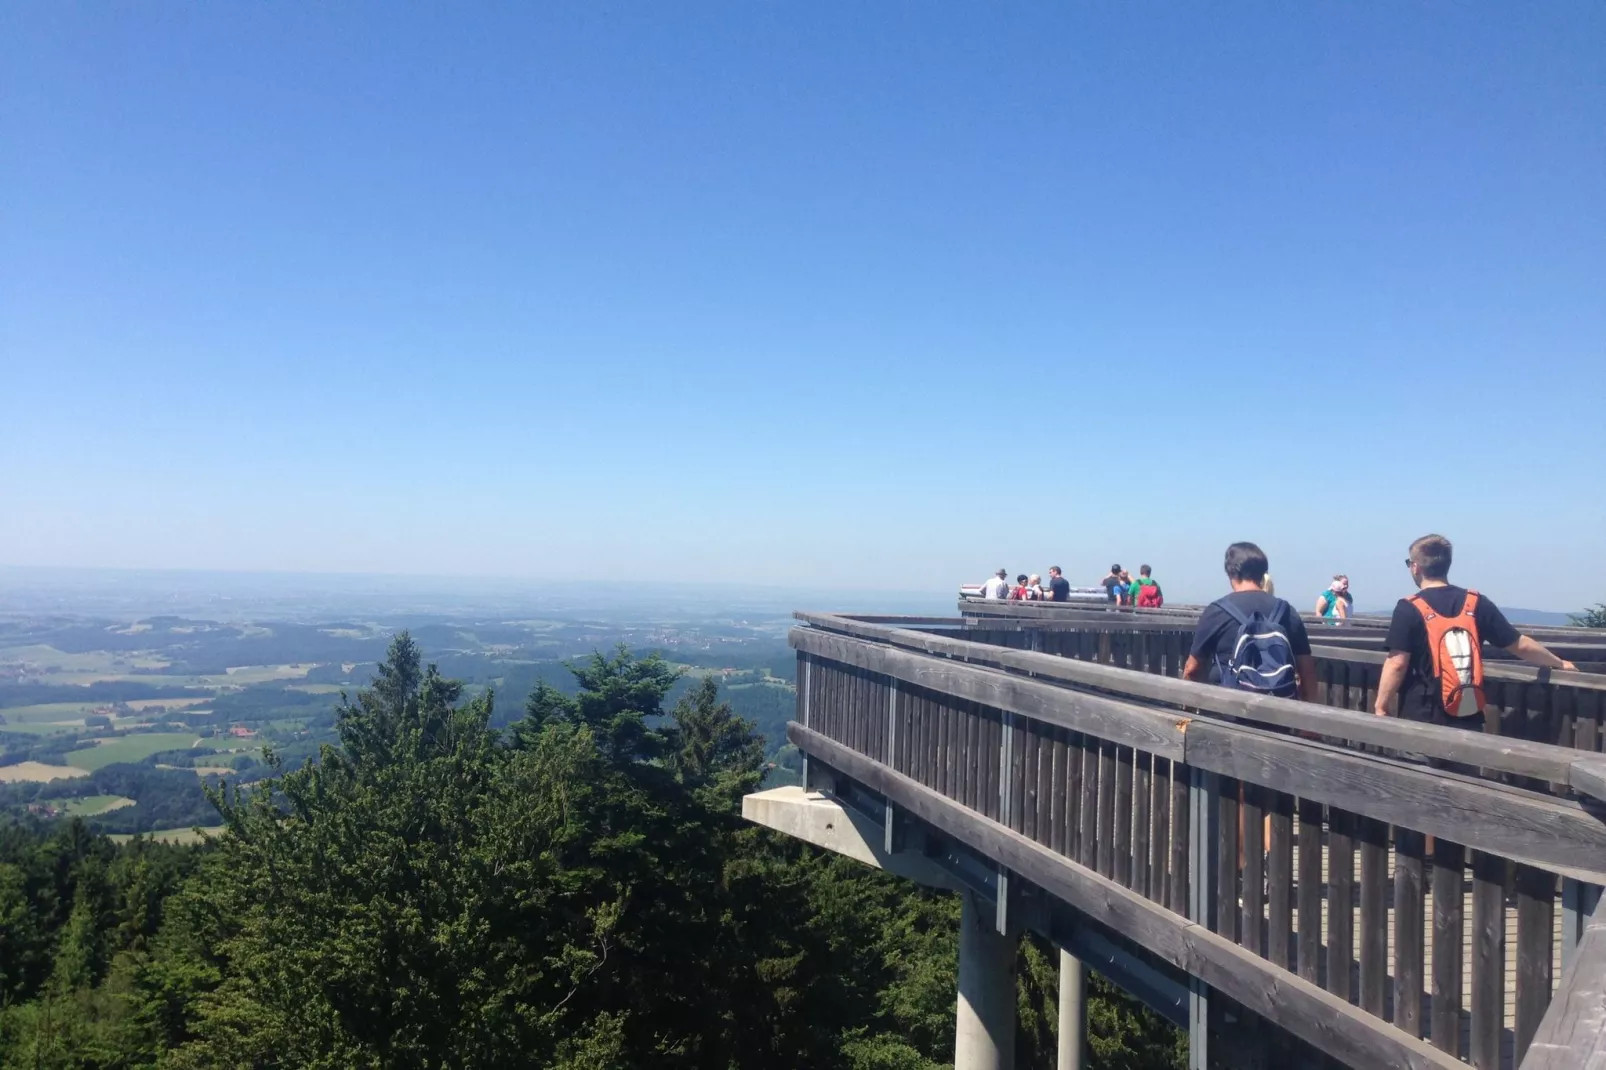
1218,599,1297,697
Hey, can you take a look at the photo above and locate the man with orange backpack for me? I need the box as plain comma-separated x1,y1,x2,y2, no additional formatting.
1373,534,1576,733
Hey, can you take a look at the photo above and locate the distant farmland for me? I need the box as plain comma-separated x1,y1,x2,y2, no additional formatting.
65,733,227,772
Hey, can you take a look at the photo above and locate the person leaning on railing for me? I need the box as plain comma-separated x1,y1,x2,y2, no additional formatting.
1372,533,1576,731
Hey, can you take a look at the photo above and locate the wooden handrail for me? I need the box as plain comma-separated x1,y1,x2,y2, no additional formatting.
796,612,1606,774
792,623,1606,882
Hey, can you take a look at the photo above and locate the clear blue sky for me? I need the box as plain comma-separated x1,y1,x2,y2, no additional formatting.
3,3,1602,609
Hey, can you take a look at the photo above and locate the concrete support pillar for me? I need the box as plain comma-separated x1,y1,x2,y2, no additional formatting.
1057,949,1087,1070
957,890,1016,1070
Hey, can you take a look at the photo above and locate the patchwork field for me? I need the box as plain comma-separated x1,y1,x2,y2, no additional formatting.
65,733,225,772
109,825,226,846
0,761,90,783
66,795,135,816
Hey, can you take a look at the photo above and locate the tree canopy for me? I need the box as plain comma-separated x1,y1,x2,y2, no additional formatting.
0,633,1181,1069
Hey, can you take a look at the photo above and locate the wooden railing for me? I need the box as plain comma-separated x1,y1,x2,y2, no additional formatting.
954,602,1606,747
789,612,1606,1070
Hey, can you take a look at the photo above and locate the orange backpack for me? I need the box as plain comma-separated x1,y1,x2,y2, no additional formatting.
1409,590,1486,717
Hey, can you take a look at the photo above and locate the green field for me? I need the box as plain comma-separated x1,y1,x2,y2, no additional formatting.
109,825,225,846
65,733,224,772
1,701,98,724
65,795,135,816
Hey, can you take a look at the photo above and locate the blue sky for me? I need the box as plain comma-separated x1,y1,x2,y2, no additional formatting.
3,3,1603,609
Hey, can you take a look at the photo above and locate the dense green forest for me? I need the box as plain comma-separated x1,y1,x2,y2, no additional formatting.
0,635,1181,1068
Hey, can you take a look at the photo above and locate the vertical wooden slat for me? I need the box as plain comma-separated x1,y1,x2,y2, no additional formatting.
1009,712,1027,829
1514,863,1556,1063
1359,816,1388,1018
1148,754,1168,901
1393,829,1425,1038
1328,808,1356,1003
1066,731,1083,860
1048,728,1066,853
1267,789,1293,970
1469,849,1504,1069
967,703,983,810
1297,797,1323,984
1430,838,1464,1056
933,696,949,798
1216,776,1239,942
1114,746,1134,887
1079,737,1099,870
1097,741,1117,877
1022,721,1041,840
1133,749,1152,896
1241,782,1265,956
1168,759,1189,913
984,707,1001,821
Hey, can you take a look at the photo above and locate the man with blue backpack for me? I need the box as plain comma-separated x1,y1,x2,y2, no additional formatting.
1182,541,1317,702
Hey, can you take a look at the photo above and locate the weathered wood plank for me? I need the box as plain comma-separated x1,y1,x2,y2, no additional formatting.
1242,782,1266,957
794,617,1601,776
1394,829,1425,1039
1184,719,1606,880
1098,741,1117,878
790,627,1187,759
1358,816,1389,1018
1049,727,1067,853
1268,789,1294,971
1079,735,1099,870
1134,749,1152,897
1522,895,1606,1070
788,722,1464,1070
1169,761,1189,914
1217,776,1240,943
1149,754,1169,902
1021,717,1039,838
1298,797,1323,985
1328,808,1356,1003
1429,838,1464,1057
1115,746,1134,887
1514,864,1557,1063
1469,850,1504,1070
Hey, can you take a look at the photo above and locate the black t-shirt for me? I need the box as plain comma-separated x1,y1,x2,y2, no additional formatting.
1101,575,1123,602
1384,585,1519,721
1048,576,1070,602
1189,592,1312,679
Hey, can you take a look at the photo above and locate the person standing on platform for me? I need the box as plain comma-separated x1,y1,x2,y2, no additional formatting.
1373,534,1575,729
1182,542,1317,701
1129,565,1163,608
1101,564,1125,605
1026,574,1045,601
1316,575,1352,623
982,569,1009,600
1009,574,1030,600
1046,566,1071,602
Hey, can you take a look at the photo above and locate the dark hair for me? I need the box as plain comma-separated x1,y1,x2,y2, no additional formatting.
1223,542,1269,584
1049,565,1062,574
1409,534,1453,580
1016,574,1027,584
1139,564,1151,577
1110,563,1121,573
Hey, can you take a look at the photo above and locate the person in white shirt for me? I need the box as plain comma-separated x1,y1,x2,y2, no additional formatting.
982,569,1009,599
